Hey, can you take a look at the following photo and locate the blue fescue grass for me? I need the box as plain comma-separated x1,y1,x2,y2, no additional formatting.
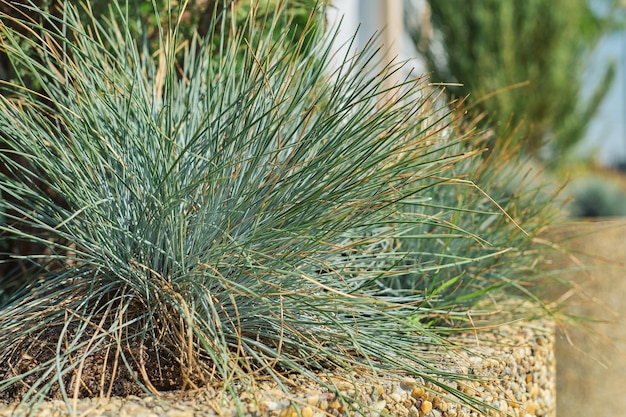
0,1,562,415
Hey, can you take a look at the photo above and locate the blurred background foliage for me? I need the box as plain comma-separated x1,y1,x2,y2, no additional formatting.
406,0,618,160
0,0,320,82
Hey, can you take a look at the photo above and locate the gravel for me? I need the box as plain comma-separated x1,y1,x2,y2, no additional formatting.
0,318,555,417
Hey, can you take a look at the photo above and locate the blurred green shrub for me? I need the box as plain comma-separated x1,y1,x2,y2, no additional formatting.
390,118,561,317
406,0,616,157
566,175,626,217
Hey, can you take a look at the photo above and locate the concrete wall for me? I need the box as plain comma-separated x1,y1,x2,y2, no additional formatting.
544,220,626,417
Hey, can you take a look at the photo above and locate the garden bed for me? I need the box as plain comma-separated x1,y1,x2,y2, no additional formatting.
0,318,555,417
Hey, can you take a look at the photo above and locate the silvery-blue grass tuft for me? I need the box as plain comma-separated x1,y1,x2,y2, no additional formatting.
0,1,561,415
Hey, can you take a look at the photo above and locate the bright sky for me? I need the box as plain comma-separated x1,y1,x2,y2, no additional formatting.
579,29,626,167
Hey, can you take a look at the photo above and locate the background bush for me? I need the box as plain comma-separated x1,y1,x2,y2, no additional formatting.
406,0,616,157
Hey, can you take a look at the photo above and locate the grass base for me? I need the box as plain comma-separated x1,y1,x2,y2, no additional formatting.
0,315,555,417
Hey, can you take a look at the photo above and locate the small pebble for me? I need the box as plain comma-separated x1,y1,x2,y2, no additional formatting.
373,400,387,411
328,401,341,410
438,400,448,412
279,407,297,417
412,387,425,398
306,394,319,406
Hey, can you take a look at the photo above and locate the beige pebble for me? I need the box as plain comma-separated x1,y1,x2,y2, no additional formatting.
395,405,410,416
438,400,448,412
333,381,353,391
126,395,142,401
328,401,341,410
390,393,402,403
301,406,314,417
499,400,508,413
420,400,433,414
306,394,319,406
265,400,280,411
411,387,425,398
279,406,297,417
373,400,387,411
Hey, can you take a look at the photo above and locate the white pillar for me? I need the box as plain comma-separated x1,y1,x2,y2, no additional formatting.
379,0,404,93
327,1,406,98
381,0,403,64
326,0,360,74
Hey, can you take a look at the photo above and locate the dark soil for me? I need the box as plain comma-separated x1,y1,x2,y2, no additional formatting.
0,324,205,404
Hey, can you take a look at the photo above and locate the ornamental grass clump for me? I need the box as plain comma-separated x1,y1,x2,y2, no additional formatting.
0,1,560,414
395,124,562,319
